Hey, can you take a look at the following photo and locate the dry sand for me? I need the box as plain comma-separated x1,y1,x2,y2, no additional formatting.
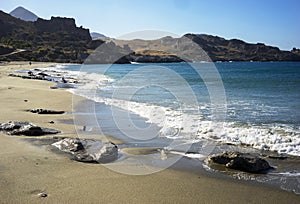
0,61,299,204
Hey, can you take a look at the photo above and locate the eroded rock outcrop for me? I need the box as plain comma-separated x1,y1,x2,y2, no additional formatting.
52,138,118,163
0,121,60,136
29,109,65,114
206,151,273,173
34,17,91,42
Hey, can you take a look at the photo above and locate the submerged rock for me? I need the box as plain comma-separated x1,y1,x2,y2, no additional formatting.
0,121,60,136
29,109,65,114
52,138,118,163
206,152,273,173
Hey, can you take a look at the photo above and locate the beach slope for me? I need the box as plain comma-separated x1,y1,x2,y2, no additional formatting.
0,62,299,204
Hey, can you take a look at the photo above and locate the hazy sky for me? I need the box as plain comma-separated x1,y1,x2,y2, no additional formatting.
1,0,299,50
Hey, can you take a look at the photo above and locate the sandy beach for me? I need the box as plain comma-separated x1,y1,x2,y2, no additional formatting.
0,61,299,204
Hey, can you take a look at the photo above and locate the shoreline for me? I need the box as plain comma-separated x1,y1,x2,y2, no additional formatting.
0,61,299,203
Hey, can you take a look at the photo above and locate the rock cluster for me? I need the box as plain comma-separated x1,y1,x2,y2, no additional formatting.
29,109,65,114
52,138,118,163
206,151,273,173
8,73,50,81
0,121,60,136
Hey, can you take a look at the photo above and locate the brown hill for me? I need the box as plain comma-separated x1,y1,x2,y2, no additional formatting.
113,34,300,62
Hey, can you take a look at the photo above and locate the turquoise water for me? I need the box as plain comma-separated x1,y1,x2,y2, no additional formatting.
66,62,300,126
61,62,300,156
219,62,300,126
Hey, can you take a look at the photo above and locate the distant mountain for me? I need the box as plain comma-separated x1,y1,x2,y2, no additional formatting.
113,34,300,62
90,32,106,39
9,6,39,21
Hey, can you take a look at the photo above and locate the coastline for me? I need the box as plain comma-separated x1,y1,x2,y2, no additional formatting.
0,61,299,203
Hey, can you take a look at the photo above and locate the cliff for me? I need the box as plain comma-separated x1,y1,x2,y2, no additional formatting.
34,17,91,41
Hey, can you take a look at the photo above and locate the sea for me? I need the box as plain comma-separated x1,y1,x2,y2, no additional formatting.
34,62,300,194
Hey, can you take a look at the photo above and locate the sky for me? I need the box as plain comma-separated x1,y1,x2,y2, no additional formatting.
1,0,300,50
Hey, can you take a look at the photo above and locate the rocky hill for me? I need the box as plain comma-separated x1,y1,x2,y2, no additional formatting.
183,34,300,61
0,10,130,63
113,34,300,62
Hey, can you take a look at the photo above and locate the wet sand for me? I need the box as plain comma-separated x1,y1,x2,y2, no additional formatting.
0,61,299,204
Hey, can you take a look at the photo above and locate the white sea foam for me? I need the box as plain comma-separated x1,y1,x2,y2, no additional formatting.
53,64,67,69
216,125,300,156
76,90,300,157
270,172,300,177
45,64,300,157
169,151,207,159
73,94,203,139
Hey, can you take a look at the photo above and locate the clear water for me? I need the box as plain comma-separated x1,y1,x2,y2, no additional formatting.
65,62,300,126
60,62,300,156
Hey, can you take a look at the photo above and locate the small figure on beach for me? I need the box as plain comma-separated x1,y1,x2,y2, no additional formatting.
62,77,67,83
28,71,34,76
29,61,32,65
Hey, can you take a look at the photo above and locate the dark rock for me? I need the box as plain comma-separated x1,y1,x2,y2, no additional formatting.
49,121,55,124
209,152,236,164
206,152,273,173
267,155,288,160
0,121,60,136
52,138,118,163
9,73,50,81
29,109,65,114
10,125,44,136
226,157,272,173
37,72,48,77
38,193,47,198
